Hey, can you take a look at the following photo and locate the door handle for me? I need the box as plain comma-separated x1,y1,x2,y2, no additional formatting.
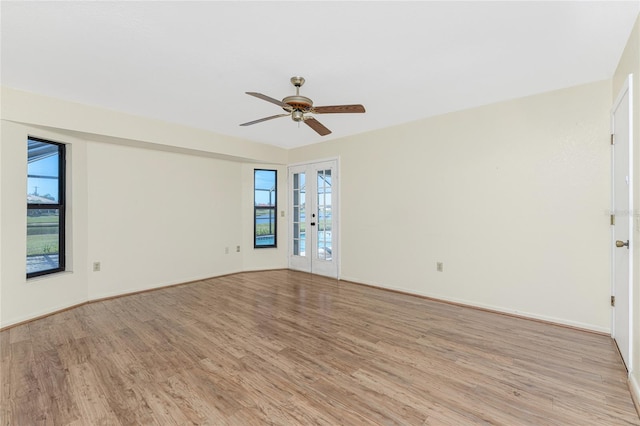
616,240,629,248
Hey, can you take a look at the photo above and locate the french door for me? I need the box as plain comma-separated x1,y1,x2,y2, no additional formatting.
288,160,339,278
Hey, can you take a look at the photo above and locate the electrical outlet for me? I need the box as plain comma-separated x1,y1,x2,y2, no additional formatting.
224,247,229,254
236,245,241,252
93,262,101,272
436,262,443,272
281,210,285,217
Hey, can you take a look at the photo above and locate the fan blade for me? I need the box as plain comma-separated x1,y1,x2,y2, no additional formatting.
312,104,366,114
246,92,291,109
304,117,332,136
240,114,289,126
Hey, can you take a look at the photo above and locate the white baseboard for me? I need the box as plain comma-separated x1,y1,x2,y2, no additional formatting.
339,275,609,334
0,297,87,330
2,270,247,330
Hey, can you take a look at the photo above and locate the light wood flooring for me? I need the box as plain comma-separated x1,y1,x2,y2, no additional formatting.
1,270,638,425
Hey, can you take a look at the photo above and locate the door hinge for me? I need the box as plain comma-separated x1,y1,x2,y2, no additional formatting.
611,295,615,307
611,214,615,225
611,134,615,145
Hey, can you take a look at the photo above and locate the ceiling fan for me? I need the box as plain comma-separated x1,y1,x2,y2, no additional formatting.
240,76,366,136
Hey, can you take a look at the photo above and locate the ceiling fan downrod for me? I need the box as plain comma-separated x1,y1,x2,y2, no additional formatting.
290,76,305,94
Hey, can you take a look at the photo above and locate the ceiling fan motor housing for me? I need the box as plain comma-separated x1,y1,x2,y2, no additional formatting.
283,95,313,113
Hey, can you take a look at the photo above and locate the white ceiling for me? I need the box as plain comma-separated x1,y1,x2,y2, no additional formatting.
1,1,639,149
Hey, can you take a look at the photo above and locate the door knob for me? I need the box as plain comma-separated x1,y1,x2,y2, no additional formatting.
616,240,629,248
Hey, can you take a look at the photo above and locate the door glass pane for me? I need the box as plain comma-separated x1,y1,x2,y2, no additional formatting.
292,172,306,256
317,169,332,261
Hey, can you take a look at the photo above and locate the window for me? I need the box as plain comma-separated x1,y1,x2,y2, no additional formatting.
254,169,277,248
27,137,65,278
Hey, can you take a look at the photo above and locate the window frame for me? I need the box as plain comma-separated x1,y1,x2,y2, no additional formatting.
254,169,277,249
27,137,66,278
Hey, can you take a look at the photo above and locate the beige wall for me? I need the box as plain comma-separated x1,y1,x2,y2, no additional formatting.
290,80,612,332
0,71,622,338
0,88,287,327
0,80,614,331
1,122,90,325
613,12,640,411
86,142,244,299
1,87,288,165
0,116,3,323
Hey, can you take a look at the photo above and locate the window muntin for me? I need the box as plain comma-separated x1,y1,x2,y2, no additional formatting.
27,137,65,278
254,169,277,248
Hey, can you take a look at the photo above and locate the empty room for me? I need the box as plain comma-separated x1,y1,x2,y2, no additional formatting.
2,1,640,424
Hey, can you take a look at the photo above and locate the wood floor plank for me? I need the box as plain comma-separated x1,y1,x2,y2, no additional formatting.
1,269,638,425
8,323,31,345
67,362,122,425
33,348,82,424
160,374,227,425
136,385,192,426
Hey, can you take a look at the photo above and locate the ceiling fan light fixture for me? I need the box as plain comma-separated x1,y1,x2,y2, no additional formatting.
291,109,304,122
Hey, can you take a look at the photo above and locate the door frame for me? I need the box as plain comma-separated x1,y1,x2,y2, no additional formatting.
611,74,634,372
288,157,340,278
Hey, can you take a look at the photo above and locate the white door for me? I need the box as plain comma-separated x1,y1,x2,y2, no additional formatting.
289,160,339,278
612,74,633,371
